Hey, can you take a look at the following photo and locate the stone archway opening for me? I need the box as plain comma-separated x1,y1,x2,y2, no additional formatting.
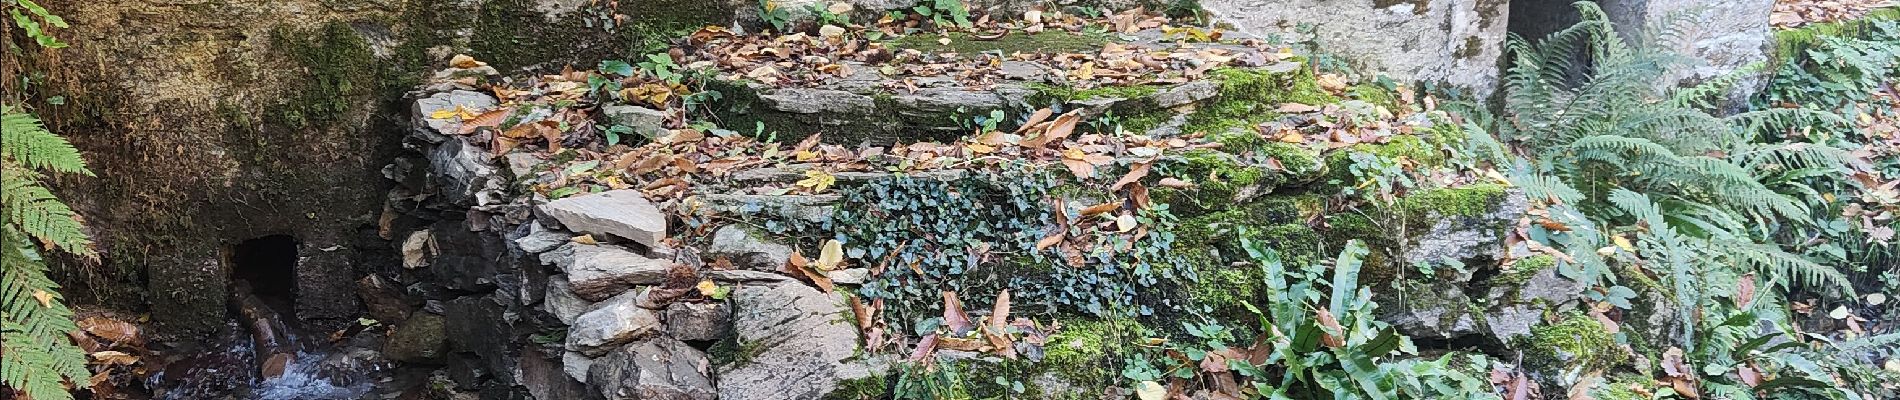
231,235,300,314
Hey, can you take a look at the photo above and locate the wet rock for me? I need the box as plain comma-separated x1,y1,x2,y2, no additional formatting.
431,136,507,207
443,293,523,385
587,337,717,400
566,290,663,356
707,225,793,271
541,189,667,247
559,244,674,301
515,222,569,254
414,90,499,141
718,281,876,400
357,274,414,323
385,312,449,363
543,275,596,325
664,302,732,342
602,104,671,140
428,219,512,292
519,347,592,400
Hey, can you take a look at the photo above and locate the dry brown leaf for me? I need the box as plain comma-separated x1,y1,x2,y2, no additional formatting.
942,291,974,335
77,316,141,345
1080,202,1121,216
458,109,512,134
1017,108,1054,133
1111,161,1152,191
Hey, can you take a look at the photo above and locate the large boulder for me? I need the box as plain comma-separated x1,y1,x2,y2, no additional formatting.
718,281,881,400
566,290,664,356
555,244,675,301
1202,0,1510,97
587,337,718,400
541,190,668,247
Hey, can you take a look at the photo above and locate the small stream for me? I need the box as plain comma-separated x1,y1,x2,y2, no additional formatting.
146,280,409,400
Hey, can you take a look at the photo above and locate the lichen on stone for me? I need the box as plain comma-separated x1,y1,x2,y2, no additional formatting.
1521,312,1627,374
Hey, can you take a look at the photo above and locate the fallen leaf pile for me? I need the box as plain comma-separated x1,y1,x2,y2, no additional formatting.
1770,0,1896,28
678,8,1279,91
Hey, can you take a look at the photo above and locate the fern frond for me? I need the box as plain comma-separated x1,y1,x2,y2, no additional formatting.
1,229,88,400
0,106,91,177
1719,240,1856,297
1,164,94,255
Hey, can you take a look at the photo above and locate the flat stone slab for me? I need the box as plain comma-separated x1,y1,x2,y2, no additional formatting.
558,244,675,301
542,189,667,247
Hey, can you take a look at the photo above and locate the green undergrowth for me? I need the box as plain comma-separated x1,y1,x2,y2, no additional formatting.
1771,7,1900,63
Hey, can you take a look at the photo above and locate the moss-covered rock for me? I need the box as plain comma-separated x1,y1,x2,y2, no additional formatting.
469,0,730,71
1521,313,1627,375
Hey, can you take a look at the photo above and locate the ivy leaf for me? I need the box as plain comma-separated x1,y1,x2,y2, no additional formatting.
599,60,635,76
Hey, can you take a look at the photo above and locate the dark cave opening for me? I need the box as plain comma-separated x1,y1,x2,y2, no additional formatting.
232,235,300,315
1509,0,1591,42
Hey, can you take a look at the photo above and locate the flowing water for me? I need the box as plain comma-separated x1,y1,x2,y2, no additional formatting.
146,282,400,400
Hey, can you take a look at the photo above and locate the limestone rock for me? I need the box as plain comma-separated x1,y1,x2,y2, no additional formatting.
1201,0,1508,97
384,312,448,363
564,351,596,383
544,275,597,325
663,302,732,342
515,222,569,254
414,90,500,140
697,194,839,224
587,337,717,400
542,190,668,247
431,136,507,207
1399,189,1530,267
758,88,877,115
717,281,874,400
566,290,663,356
827,268,869,285
1143,80,1220,109
603,104,671,140
1378,282,1482,340
705,269,793,283
559,244,674,301
707,225,793,271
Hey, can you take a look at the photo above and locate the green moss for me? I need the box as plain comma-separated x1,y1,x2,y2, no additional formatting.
1491,254,1557,293
823,375,890,400
1188,67,1329,133
1591,374,1659,400
946,317,1129,399
1320,134,1446,186
270,22,380,129
709,336,768,367
1772,8,1900,63
1348,83,1399,111
1521,313,1627,374
1031,83,1161,103
468,0,725,71
887,31,1110,54
1395,184,1508,219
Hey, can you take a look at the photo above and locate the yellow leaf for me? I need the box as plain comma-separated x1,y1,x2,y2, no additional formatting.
32,290,53,307
795,150,820,161
1612,235,1634,252
815,239,844,271
796,169,837,193
1135,381,1166,400
572,234,599,245
697,280,720,297
429,106,463,119
1482,168,1513,186
965,143,995,154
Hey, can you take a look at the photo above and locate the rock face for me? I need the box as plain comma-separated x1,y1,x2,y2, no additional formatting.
706,225,794,271
587,337,718,400
542,190,669,247
567,290,666,356
718,281,877,400
1201,0,1510,97
1604,0,1776,100
556,244,675,301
